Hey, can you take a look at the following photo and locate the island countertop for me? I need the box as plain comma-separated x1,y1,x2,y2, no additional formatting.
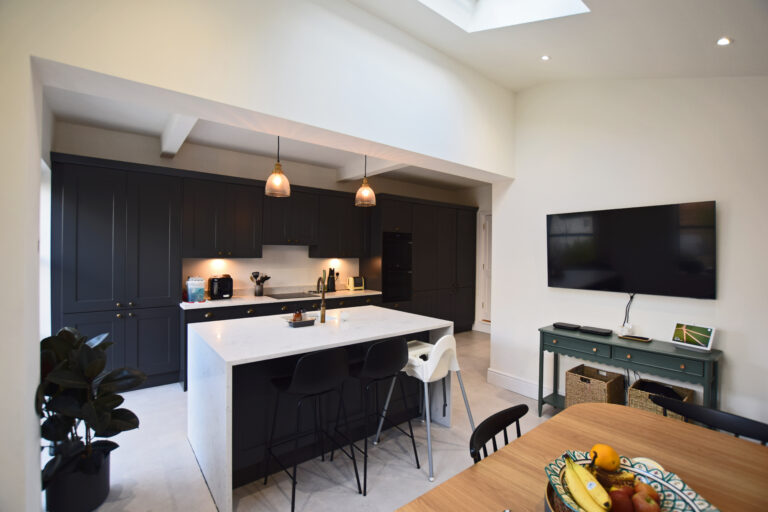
188,305,452,366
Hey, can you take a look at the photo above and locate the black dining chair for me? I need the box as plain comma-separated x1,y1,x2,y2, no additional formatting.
469,404,529,463
650,395,768,445
339,337,420,496
263,348,362,512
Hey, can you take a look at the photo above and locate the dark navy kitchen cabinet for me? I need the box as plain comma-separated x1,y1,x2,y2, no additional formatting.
412,204,439,291
456,209,476,289
52,154,183,388
380,197,412,233
309,192,365,258
55,163,127,314
263,190,319,245
182,178,263,258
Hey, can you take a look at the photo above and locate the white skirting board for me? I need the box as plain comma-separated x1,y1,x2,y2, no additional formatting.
472,321,490,334
486,367,552,400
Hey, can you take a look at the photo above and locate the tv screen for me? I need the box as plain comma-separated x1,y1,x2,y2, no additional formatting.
547,201,716,299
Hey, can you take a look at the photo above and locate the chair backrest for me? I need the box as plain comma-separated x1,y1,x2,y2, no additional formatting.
287,348,349,395
358,337,409,379
650,395,768,445
469,404,529,463
422,335,460,383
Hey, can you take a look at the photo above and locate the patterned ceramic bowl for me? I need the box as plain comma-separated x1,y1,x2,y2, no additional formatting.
544,450,718,512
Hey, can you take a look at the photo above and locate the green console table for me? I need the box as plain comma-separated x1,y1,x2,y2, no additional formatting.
537,325,723,416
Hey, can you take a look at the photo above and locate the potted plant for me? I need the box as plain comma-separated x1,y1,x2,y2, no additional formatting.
36,327,147,512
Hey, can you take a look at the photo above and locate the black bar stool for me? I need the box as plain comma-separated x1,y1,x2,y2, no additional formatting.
342,337,420,496
263,348,362,511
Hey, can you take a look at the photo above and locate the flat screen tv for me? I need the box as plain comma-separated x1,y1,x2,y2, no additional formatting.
547,201,716,299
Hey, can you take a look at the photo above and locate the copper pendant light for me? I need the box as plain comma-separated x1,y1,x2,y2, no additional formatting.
354,155,376,207
265,136,290,197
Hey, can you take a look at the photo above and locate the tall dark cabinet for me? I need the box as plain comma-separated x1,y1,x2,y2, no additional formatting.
368,194,477,333
52,155,183,387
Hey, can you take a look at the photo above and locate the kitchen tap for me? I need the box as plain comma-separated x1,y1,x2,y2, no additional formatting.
316,277,324,293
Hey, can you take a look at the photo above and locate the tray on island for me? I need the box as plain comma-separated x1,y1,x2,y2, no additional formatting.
282,315,316,328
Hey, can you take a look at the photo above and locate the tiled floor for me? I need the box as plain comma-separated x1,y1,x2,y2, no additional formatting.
98,330,554,511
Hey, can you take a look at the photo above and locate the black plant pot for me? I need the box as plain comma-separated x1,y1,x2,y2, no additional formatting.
46,452,110,512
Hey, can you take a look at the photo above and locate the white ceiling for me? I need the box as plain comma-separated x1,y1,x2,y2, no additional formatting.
46,86,487,190
348,0,768,90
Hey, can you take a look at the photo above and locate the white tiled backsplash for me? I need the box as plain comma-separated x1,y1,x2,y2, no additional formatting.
182,245,360,295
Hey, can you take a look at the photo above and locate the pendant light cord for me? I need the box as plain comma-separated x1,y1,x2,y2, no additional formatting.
364,155,367,178
277,136,280,163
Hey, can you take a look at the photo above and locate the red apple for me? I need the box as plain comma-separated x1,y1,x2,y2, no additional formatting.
608,489,633,512
610,484,634,500
632,491,661,512
634,481,660,503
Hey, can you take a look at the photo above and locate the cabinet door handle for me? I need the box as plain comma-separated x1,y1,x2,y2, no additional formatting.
281,306,288,312
365,298,371,304
204,312,213,319
218,251,223,256
227,251,232,256
116,302,122,307
680,363,685,370
592,347,597,353
339,301,345,306
246,309,255,315
128,301,135,307
128,312,134,318
116,313,123,319
394,303,399,308
311,304,318,309
626,353,632,359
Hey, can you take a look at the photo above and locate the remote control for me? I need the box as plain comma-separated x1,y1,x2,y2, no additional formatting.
619,335,652,342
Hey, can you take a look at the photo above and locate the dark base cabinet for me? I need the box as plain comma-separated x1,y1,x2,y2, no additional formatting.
62,307,179,388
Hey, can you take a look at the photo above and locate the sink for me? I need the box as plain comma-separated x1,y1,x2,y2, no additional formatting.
266,292,320,300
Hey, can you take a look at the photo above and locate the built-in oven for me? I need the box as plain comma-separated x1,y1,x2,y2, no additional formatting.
382,232,412,302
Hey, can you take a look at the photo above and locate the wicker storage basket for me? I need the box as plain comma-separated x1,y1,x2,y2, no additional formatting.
565,364,625,408
628,379,695,421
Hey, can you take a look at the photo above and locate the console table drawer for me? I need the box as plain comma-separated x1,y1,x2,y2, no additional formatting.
543,335,610,358
612,348,704,376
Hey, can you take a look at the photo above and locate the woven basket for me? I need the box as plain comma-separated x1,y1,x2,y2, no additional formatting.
565,364,625,408
628,379,695,421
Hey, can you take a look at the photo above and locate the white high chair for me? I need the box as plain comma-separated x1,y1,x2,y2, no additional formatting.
375,335,475,482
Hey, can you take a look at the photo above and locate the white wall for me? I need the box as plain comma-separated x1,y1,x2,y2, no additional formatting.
490,77,768,422
183,248,359,295
53,122,483,206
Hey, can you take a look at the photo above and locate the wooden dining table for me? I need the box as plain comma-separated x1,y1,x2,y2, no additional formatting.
399,403,768,511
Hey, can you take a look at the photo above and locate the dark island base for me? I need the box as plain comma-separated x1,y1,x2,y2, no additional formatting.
232,332,431,488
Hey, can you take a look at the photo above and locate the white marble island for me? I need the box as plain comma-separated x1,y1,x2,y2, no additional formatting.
187,306,453,512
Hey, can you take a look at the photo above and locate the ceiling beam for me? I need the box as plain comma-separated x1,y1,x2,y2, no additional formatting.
160,114,197,157
336,156,406,182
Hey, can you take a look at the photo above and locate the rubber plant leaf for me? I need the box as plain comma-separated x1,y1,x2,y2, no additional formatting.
98,368,147,394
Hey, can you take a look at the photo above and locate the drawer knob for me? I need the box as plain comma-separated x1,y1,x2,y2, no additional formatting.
552,339,557,344
626,354,632,359
394,303,399,308
339,301,345,306
312,304,318,309
218,251,222,256
227,251,232,256
204,312,213,319
592,347,597,353
116,313,123,319
128,301,135,307
246,309,255,315
281,305,288,311
128,312,134,318
116,302,122,307
365,298,371,304
680,364,685,370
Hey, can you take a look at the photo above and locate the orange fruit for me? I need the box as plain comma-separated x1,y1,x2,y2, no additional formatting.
590,443,620,471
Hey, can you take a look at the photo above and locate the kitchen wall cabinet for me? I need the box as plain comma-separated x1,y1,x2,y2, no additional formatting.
380,197,413,233
263,190,319,245
309,192,365,258
182,178,263,258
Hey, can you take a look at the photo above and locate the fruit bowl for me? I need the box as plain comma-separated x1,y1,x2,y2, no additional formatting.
544,450,718,512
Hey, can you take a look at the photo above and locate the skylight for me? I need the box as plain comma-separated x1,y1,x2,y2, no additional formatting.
416,0,590,33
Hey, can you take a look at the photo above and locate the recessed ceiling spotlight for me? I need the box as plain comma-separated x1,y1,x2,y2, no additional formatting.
541,55,551,61
716,37,731,46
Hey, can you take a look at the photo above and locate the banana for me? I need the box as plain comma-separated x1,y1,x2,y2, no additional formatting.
563,456,607,512
567,456,611,510
590,466,636,489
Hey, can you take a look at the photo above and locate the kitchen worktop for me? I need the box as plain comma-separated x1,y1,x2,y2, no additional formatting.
179,289,381,310
187,305,451,366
